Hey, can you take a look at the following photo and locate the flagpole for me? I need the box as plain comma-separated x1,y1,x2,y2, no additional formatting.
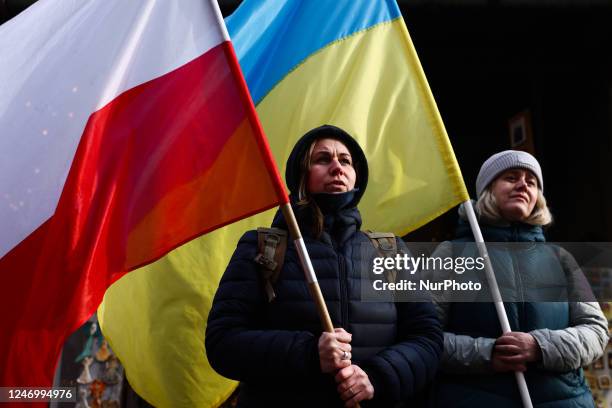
462,200,533,408
280,203,334,331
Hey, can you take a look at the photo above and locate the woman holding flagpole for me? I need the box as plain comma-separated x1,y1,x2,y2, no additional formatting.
432,150,608,407
206,125,443,407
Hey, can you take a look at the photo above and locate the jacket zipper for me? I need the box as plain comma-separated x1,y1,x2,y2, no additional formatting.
510,225,525,330
338,253,348,329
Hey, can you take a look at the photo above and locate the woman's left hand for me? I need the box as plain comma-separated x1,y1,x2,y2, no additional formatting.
335,364,374,407
494,331,542,364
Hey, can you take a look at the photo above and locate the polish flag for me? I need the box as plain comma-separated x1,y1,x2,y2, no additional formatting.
0,0,287,391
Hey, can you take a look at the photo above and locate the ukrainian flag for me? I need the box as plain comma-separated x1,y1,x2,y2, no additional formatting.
99,1,469,407
230,0,468,234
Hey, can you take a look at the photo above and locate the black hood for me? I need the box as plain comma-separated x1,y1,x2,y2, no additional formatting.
285,125,368,208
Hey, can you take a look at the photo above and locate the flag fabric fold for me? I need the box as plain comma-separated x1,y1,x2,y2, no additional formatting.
99,1,469,407
0,0,286,395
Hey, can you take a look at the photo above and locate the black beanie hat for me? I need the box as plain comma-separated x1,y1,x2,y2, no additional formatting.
285,125,369,207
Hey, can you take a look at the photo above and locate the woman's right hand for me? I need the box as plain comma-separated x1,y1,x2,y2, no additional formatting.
491,331,540,372
491,350,527,372
318,328,352,373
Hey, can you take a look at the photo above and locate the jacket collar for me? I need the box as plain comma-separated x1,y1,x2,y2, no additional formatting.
455,217,546,242
271,196,361,247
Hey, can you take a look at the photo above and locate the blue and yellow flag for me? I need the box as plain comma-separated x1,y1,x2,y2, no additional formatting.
99,1,469,407
228,0,468,234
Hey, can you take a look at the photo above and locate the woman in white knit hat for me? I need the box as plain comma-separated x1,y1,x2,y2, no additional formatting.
431,150,608,407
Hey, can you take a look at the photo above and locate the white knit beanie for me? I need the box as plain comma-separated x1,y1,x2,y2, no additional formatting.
476,150,543,198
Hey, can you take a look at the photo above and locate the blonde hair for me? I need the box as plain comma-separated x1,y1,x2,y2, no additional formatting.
476,187,553,226
297,141,318,202
296,139,324,237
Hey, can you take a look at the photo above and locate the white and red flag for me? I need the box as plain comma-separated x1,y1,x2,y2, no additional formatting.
0,0,287,391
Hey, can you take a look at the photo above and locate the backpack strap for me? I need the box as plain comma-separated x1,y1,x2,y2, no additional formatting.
254,227,288,302
365,230,398,285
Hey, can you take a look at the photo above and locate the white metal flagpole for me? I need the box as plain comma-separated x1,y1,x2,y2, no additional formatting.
462,199,534,408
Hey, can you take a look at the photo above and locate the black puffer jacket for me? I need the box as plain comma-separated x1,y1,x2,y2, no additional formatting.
206,126,442,407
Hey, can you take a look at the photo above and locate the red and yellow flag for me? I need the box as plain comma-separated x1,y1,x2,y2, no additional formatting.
0,0,287,392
